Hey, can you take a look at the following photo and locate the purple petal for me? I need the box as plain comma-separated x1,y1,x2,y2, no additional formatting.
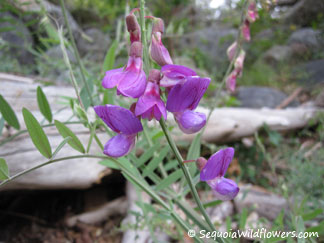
102,68,124,89
175,110,206,134
117,69,147,98
94,105,143,135
166,76,210,112
160,64,197,88
135,83,167,121
200,147,235,181
103,134,136,157
150,33,173,66
207,177,239,201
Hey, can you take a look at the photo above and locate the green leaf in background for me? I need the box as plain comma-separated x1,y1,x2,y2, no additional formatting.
0,94,20,130
296,216,306,243
102,40,118,72
0,117,5,136
302,209,323,221
36,86,52,123
134,143,160,168
239,207,248,230
54,120,85,154
156,169,182,191
142,146,170,177
99,159,121,170
0,158,9,180
22,108,52,158
186,133,201,176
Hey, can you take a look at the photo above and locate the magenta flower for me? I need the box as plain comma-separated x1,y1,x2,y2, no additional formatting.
102,42,146,98
160,64,197,88
226,41,237,61
166,76,210,134
226,70,237,93
126,10,141,43
199,148,239,201
135,69,167,121
150,18,173,66
247,1,258,23
242,20,251,41
94,105,143,158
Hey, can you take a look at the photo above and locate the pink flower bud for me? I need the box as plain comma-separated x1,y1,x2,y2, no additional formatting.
226,70,237,93
148,69,161,83
196,157,208,171
247,1,258,23
126,13,141,43
242,20,251,42
129,41,143,58
234,50,245,75
150,18,173,66
227,41,237,61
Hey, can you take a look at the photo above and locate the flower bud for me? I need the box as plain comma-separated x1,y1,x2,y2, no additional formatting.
129,41,143,58
227,42,237,61
196,157,207,171
126,13,141,42
148,69,161,83
152,18,164,34
242,20,251,41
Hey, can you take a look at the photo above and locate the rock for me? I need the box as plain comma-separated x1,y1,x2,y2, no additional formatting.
262,45,292,65
182,24,237,70
76,28,110,62
0,12,34,66
315,90,324,107
288,28,323,50
284,0,324,26
234,184,288,221
16,0,81,39
46,45,76,63
207,201,234,225
294,59,324,86
236,86,299,108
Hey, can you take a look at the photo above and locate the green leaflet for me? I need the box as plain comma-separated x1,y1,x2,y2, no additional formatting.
0,94,20,130
0,158,9,180
37,86,53,122
22,108,52,158
54,120,85,154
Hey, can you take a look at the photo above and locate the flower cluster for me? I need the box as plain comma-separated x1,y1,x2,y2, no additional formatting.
225,0,258,92
95,11,211,157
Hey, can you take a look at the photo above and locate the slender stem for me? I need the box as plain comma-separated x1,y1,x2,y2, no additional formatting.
0,121,83,146
86,125,95,153
0,154,106,187
139,0,151,73
203,0,248,131
94,134,104,150
160,119,223,240
59,0,93,106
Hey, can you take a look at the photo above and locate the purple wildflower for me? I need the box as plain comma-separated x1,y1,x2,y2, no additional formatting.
135,69,167,121
150,18,173,66
199,148,239,201
102,42,146,98
166,76,210,134
160,64,197,88
242,20,251,42
94,105,143,157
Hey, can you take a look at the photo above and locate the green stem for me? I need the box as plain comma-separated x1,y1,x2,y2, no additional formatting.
203,0,248,132
160,119,223,240
94,134,104,150
139,0,151,73
0,121,83,147
0,154,106,187
59,0,93,106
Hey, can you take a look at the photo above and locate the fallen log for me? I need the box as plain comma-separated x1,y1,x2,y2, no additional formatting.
0,73,320,190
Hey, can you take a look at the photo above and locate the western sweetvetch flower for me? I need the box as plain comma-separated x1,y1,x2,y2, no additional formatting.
226,50,245,92
94,105,143,157
102,41,146,98
135,69,167,121
197,147,239,201
126,9,141,43
166,76,210,134
227,41,237,61
150,18,173,66
126,12,141,43
242,20,251,41
247,1,258,23
160,64,197,88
